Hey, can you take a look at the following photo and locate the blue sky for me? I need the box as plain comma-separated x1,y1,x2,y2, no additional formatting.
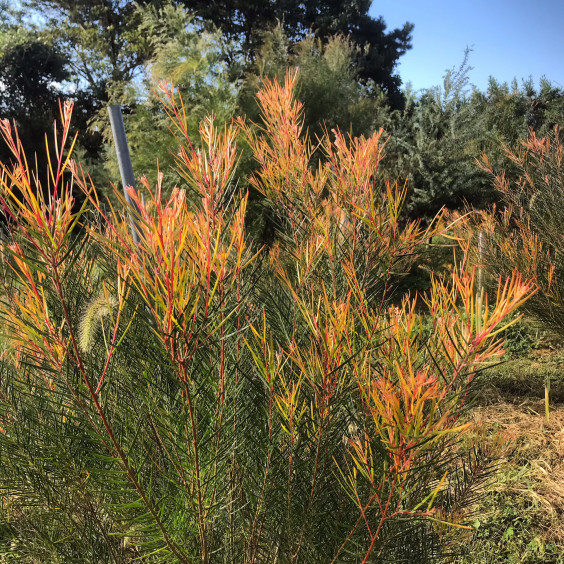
371,0,564,93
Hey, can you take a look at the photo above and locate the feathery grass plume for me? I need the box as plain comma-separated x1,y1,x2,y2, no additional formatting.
78,292,118,353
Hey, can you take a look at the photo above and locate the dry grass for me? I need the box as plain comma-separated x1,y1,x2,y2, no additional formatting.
473,400,564,527
460,397,564,562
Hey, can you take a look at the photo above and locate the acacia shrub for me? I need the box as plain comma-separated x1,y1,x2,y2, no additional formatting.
0,75,531,562
474,126,563,334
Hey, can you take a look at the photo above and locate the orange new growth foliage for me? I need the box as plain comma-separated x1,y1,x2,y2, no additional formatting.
473,126,562,336
240,70,327,208
333,270,531,561
0,102,82,378
241,71,533,561
0,101,78,257
0,70,534,562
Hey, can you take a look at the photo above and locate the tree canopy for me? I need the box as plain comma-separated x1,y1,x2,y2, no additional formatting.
25,0,154,102
0,19,69,175
174,0,413,107
22,0,412,109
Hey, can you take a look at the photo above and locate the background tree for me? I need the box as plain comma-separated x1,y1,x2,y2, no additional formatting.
23,0,412,110
379,54,564,222
96,3,238,193
25,0,155,103
1,0,155,189
379,52,493,220
6,0,412,201
471,77,564,144
238,26,390,142
173,0,413,108
0,20,69,181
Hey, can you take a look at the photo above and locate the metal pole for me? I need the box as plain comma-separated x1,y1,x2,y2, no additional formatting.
477,230,484,295
108,105,142,245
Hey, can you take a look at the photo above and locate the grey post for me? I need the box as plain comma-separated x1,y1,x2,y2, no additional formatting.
477,230,484,295
108,104,142,245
